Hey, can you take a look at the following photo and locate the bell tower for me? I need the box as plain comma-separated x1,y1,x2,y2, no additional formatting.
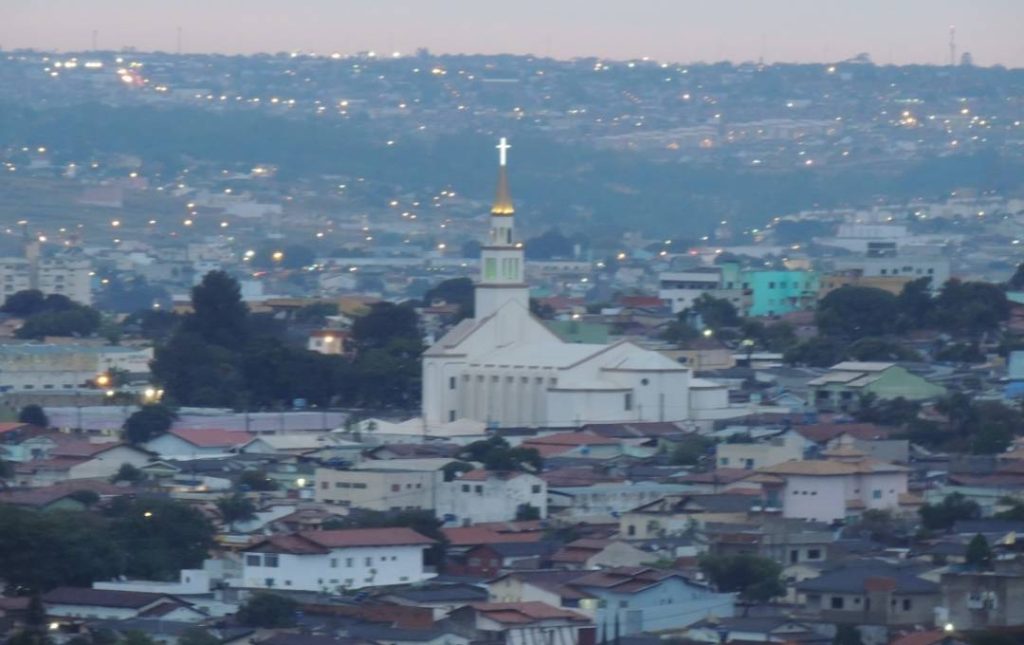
475,137,529,318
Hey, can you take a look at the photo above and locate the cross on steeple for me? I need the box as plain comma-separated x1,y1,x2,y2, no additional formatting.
496,137,511,167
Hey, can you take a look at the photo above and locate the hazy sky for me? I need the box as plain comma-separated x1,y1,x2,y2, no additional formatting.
4,0,1023,67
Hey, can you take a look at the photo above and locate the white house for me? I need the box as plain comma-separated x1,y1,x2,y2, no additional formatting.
422,139,729,431
145,428,253,459
757,458,910,523
238,527,436,592
436,469,547,525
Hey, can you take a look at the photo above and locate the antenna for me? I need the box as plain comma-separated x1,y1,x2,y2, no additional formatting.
948,25,956,66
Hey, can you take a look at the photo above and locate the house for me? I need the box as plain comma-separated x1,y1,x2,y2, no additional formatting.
446,541,561,578
686,616,825,645
794,562,939,626
383,584,490,620
0,480,124,511
807,362,946,412
42,588,206,622
488,568,734,636
550,539,652,570
757,458,910,523
448,602,594,645
547,480,694,518
521,432,625,460
568,567,735,635
940,567,1024,630
308,329,349,355
238,433,329,456
715,431,810,471
145,428,254,459
238,527,436,592
702,517,834,566
437,470,547,525
315,466,441,511
14,441,153,487
346,624,469,645
619,494,758,539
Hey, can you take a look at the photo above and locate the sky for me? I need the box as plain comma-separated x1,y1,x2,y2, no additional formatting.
3,0,1024,67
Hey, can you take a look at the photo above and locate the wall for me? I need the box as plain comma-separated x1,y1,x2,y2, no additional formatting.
240,544,430,591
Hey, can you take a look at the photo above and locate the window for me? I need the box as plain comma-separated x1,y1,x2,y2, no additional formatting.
462,484,470,492
365,557,372,566
532,485,541,494
789,550,798,564
830,597,845,610
264,554,279,568
475,485,483,494
346,558,353,567
627,525,636,536
331,558,338,568
902,599,912,611
391,484,400,492
624,393,633,411
872,490,882,500
807,549,822,560
246,554,261,566
321,482,328,490
449,410,456,422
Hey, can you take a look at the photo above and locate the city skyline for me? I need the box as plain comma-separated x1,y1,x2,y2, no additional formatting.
4,0,1024,67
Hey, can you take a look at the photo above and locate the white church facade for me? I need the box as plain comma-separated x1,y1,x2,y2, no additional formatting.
422,138,730,431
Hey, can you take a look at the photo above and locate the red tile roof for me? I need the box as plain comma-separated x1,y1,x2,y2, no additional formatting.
305,528,435,548
442,527,543,547
167,428,254,448
470,601,590,624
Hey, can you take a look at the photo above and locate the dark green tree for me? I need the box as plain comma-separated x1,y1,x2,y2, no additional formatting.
895,277,934,331
833,625,864,645
122,404,177,444
18,404,49,428
1008,263,1024,291
110,463,145,484
516,503,541,521
181,271,249,350
216,493,257,530
176,628,219,645
931,279,1010,337
1,289,46,316
105,496,215,580
919,493,982,531
7,594,51,645
784,336,846,367
847,337,922,362
422,277,474,319
698,554,785,604
116,632,156,645
816,286,899,340
670,434,716,466
351,302,421,350
965,533,993,570
236,593,298,628
238,470,278,492
688,294,740,329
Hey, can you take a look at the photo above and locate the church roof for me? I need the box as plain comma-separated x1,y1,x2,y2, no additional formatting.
470,342,608,369
601,349,685,372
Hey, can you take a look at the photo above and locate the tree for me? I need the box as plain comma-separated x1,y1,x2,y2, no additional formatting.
122,404,177,444
177,629,219,645
816,286,899,340
16,306,102,339
1,289,46,316
919,493,981,531
965,533,993,570
181,270,249,350
18,404,49,428
688,294,740,329
105,496,215,580
351,302,421,350
833,625,864,645
422,277,474,319
236,593,298,627
7,594,51,645
516,503,541,521
238,470,278,492
217,493,257,530
68,489,101,508
698,554,785,605
458,436,543,472
1008,263,1024,291
110,463,145,484
931,279,1010,337
670,434,716,466
293,302,339,325
524,228,574,260
847,337,921,362
896,277,934,330
116,632,156,645
784,336,846,367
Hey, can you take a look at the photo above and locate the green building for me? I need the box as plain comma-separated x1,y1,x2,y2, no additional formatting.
807,361,946,412
742,269,819,317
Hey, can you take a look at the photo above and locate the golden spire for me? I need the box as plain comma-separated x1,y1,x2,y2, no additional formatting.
491,137,514,216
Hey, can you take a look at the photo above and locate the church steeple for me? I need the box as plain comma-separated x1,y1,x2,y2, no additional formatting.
475,137,529,319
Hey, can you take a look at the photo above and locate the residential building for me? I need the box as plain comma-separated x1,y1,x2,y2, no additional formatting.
42,588,206,622
941,567,1024,630
716,431,809,470
757,458,910,523
144,429,253,459
239,528,436,592
314,467,440,511
794,563,939,626
437,470,547,525
448,602,593,645
744,270,819,318
0,344,153,392
13,441,153,487
0,254,92,306
808,362,946,412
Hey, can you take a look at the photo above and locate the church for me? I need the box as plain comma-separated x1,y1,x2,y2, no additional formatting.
422,138,729,431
